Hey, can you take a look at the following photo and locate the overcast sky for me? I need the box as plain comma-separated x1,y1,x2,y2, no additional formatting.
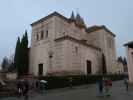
0,0,133,63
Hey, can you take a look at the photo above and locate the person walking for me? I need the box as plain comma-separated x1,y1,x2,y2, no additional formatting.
97,78,104,96
104,78,112,96
124,78,129,91
17,80,23,97
23,79,29,100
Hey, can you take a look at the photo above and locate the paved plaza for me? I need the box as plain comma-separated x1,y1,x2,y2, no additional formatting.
1,81,133,100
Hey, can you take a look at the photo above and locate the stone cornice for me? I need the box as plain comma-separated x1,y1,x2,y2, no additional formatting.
55,35,101,51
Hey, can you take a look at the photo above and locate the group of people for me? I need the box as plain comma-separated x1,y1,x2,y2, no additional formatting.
17,79,47,100
97,78,112,97
17,79,29,100
97,77,129,97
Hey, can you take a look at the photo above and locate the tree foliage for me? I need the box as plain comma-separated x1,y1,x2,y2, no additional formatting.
14,30,29,76
117,56,128,72
1,57,9,71
14,37,21,73
117,56,127,65
123,57,127,65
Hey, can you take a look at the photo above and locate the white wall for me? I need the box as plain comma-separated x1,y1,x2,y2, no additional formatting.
86,29,116,73
64,40,102,74
30,16,55,76
126,47,133,83
54,16,86,41
30,14,115,76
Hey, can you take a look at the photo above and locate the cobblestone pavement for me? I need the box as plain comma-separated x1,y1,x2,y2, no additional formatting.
1,81,133,100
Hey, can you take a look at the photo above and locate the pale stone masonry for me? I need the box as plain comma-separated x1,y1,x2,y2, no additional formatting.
29,12,116,76
86,26,116,73
124,41,133,83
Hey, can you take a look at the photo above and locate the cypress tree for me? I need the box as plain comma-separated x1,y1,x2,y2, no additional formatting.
117,56,123,63
14,30,29,77
23,30,29,74
14,37,21,76
123,57,127,65
20,30,29,75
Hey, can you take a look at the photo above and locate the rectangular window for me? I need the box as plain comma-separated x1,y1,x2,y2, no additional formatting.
108,37,112,48
41,30,44,39
38,63,43,76
36,34,39,41
75,46,78,55
46,30,48,38
86,60,91,74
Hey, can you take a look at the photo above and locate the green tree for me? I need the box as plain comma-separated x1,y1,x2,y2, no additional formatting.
123,57,127,65
8,62,15,72
117,56,123,63
1,57,9,71
14,37,21,75
19,30,29,75
123,57,128,72
14,30,29,77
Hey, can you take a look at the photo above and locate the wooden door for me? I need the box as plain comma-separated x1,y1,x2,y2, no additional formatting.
38,64,43,76
86,60,91,74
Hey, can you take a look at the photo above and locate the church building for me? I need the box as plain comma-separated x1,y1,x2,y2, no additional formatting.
29,12,116,76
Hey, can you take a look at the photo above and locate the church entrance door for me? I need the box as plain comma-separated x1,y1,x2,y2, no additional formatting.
38,64,43,76
86,60,91,74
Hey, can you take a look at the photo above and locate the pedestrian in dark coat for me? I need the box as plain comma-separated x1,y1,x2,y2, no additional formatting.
23,80,29,100
124,78,129,91
97,78,104,96
17,80,23,97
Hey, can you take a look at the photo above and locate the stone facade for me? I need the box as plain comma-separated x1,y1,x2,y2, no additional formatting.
112,61,124,74
87,28,116,73
124,42,133,83
29,12,116,76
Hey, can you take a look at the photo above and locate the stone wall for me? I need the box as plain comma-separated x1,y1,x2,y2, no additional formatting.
30,14,116,76
54,16,86,41
126,47,133,83
30,17,55,76
86,29,116,73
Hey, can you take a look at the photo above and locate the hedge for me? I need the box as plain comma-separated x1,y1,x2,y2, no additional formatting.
37,74,127,90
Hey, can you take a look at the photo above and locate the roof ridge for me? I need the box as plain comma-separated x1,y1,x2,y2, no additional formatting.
87,25,116,37
31,12,115,37
31,11,69,26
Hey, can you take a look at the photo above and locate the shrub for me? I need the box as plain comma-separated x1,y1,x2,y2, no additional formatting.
36,74,127,90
